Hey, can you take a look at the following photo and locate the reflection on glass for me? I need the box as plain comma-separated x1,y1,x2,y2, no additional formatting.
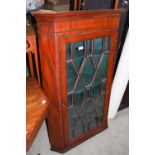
74,41,85,70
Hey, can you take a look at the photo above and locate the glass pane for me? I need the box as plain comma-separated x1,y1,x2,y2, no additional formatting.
86,88,90,98
99,54,109,80
66,63,77,92
81,111,92,124
84,121,90,132
82,57,95,86
97,94,105,115
81,100,94,116
105,37,111,51
66,36,111,141
67,95,72,107
87,40,92,55
74,41,85,70
68,106,78,129
98,114,103,125
74,41,85,52
92,79,100,104
69,129,74,140
90,115,97,129
75,80,83,94
101,80,106,94
74,121,83,138
94,38,103,64
66,43,72,60
74,90,84,112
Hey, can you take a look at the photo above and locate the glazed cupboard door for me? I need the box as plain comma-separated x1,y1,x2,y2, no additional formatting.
59,30,118,145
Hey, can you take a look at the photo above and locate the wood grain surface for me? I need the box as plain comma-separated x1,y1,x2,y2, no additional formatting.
26,77,49,151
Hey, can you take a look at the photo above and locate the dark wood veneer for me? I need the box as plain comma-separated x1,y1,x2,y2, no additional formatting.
32,9,126,152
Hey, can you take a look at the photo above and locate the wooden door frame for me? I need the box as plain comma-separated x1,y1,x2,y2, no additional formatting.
58,28,119,148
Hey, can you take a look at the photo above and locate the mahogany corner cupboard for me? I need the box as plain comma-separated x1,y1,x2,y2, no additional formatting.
32,9,126,152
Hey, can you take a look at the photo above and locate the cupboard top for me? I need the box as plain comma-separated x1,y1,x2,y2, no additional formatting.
32,9,127,33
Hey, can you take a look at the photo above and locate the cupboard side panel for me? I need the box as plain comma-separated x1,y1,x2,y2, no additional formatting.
37,32,65,149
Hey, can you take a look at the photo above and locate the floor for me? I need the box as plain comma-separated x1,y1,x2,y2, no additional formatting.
27,108,129,155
